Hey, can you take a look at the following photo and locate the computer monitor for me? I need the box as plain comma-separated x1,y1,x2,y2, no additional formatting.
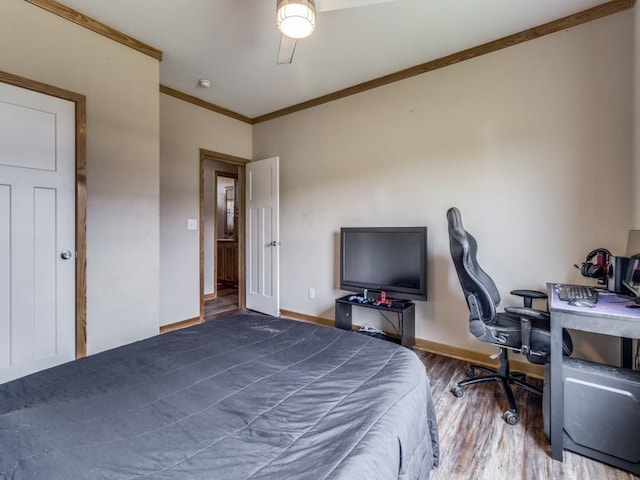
626,230,640,257
623,256,640,298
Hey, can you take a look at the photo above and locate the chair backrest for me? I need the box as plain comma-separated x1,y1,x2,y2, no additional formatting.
446,207,501,334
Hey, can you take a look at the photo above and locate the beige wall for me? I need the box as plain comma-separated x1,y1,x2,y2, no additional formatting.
253,11,635,365
159,94,251,326
1,0,160,354
2,0,635,365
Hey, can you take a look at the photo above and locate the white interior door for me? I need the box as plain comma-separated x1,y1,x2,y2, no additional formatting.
0,82,76,385
246,157,280,316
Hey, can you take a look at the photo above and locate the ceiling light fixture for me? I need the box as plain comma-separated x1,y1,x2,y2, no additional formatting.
277,0,316,39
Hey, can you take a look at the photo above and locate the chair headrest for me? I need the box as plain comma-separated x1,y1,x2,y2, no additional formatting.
447,207,467,247
446,207,463,231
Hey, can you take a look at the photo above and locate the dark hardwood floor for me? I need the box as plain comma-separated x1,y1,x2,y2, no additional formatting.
416,351,638,479
204,283,240,320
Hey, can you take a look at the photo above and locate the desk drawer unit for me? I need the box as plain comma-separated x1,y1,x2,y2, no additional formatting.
543,357,640,475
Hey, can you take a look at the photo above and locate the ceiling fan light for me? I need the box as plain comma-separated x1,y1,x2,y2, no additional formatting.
277,0,316,39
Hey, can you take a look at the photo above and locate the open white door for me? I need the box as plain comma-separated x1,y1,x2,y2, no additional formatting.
246,157,280,316
0,82,76,384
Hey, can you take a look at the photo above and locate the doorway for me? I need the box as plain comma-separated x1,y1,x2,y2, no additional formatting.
199,149,248,321
0,72,87,383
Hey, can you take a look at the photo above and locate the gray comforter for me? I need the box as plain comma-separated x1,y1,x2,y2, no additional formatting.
0,314,439,479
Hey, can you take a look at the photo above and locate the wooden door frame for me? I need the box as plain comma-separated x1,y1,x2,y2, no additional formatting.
199,149,248,321
0,71,87,358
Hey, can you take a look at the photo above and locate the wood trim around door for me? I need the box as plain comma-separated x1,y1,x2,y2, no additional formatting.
199,149,249,322
0,70,87,358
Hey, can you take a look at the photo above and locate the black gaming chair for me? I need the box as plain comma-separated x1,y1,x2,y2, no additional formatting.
446,207,573,425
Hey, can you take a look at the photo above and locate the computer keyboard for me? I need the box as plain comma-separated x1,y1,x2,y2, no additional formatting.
557,285,599,303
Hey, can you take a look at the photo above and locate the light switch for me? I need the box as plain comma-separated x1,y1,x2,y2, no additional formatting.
187,218,198,230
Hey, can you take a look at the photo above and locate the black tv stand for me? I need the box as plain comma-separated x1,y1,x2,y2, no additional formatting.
334,294,415,348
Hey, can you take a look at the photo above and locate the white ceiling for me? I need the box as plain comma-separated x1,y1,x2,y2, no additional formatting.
58,0,611,119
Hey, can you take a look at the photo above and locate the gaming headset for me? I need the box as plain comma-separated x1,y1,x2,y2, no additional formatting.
575,248,611,280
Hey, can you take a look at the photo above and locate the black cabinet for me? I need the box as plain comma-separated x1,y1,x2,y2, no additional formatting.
334,295,415,348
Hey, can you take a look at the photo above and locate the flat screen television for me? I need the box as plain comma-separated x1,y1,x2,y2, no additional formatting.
340,227,427,301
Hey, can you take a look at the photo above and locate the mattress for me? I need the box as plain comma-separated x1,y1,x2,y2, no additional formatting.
0,314,439,479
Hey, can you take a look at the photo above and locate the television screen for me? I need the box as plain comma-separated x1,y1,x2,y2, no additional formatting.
340,227,427,300
623,257,640,298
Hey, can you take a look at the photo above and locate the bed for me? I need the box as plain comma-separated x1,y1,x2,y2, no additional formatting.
0,314,439,479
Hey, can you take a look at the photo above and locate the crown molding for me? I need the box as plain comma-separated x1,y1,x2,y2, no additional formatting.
160,85,253,125
25,0,163,61
252,0,635,124
25,0,634,124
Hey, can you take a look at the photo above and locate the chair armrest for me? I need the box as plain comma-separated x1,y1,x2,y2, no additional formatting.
510,289,547,308
520,317,531,355
504,306,549,321
504,306,549,356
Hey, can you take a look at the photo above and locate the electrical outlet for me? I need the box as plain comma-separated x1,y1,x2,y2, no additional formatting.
309,288,315,299
187,218,198,230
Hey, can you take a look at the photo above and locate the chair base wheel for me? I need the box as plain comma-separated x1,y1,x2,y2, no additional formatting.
452,386,464,398
465,367,476,379
504,410,518,425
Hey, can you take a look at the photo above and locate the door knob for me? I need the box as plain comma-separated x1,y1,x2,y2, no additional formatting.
269,241,281,247
60,250,73,260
